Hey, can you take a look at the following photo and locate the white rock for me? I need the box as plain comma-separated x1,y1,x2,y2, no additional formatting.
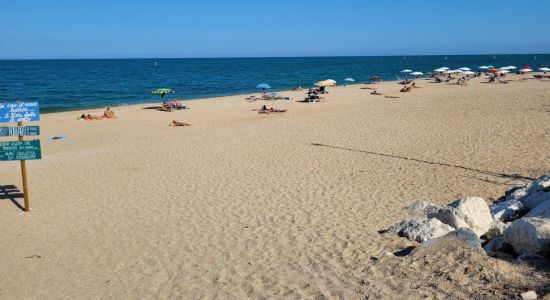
407,200,436,211
520,290,537,300
427,197,492,237
385,218,455,243
507,174,550,210
503,217,550,255
423,228,482,249
490,199,524,222
483,220,510,240
524,198,550,218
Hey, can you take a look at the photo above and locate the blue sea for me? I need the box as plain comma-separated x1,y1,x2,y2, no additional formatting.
1,55,549,113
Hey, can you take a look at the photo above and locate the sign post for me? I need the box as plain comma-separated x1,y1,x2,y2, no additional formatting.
0,101,41,212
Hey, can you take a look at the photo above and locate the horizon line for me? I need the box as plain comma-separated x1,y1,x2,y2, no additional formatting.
1,53,549,61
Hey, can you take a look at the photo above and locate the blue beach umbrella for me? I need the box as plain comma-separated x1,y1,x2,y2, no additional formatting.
256,83,271,93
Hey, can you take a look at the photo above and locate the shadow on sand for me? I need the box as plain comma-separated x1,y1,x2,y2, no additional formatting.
0,185,25,211
310,143,535,182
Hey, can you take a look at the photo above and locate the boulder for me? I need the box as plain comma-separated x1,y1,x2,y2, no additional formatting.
490,199,525,222
524,198,550,218
384,217,454,243
407,200,436,212
483,237,507,254
503,217,550,255
507,174,550,210
483,220,510,240
427,197,492,237
422,228,482,249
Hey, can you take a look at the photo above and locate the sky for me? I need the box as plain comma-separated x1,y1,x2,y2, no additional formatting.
1,0,549,59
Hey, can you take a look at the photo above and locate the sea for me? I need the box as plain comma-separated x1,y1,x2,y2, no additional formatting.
1,55,549,113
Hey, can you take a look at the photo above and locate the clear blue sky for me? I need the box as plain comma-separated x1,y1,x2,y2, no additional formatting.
1,0,549,59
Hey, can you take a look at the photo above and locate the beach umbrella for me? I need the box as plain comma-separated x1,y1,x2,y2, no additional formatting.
344,78,355,82
487,65,494,68
499,70,510,74
256,83,271,93
152,88,175,98
479,66,489,70
538,67,550,73
488,68,498,73
401,69,412,80
315,80,335,87
519,68,533,73
463,71,475,75
434,67,447,72
507,66,517,70
521,65,531,69
325,79,337,84
459,67,471,71
410,71,423,78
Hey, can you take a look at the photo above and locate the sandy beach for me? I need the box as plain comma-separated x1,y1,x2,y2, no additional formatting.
1,75,549,299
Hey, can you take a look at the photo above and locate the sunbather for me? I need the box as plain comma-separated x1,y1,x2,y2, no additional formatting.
411,82,421,88
80,114,104,120
258,105,286,114
103,108,116,119
371,90,383,95
169,120,191,127
400,85,412,92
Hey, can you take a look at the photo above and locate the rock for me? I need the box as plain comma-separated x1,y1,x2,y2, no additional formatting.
525,198,550,218
520,290,537,300
483,220,510,240
503,217,550,255
427,197,492,237
517,252,545,261
407,200,436,211
507,174,550,210
384,218,454,243
490,199,525,222
424,228,482,249
483,237,507,254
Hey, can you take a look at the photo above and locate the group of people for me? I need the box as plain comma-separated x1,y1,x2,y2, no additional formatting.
162,100,186,112
80,108,117,121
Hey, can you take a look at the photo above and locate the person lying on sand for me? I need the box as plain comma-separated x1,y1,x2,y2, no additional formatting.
258,105,286,114
400,85,412,92
103,108,116,119
370,90,383,95
169,120,191,127
385,95,400,99
80,114,105,120
411,82,422,88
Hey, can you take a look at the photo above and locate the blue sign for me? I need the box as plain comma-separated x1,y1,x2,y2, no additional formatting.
0,140,41,161
0,126,40,137
0,101,40,123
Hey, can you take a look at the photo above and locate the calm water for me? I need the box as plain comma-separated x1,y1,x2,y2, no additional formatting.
1,55,549,113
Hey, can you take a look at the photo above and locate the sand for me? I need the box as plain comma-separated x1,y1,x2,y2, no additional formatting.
1,74,549,299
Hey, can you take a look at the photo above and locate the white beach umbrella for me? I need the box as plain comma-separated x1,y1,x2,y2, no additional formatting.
538,67,550,72
459,67,471,71
434,67,447,72
454,69,464,73
463,71,475,75
519,68,533,73
401,69,412,73
479,66,489,70
499,70,510,74
507,66,517,70
409,72,423,79
325,79,337,84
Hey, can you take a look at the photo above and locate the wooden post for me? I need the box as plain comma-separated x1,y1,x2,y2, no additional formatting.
17,121,30,211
